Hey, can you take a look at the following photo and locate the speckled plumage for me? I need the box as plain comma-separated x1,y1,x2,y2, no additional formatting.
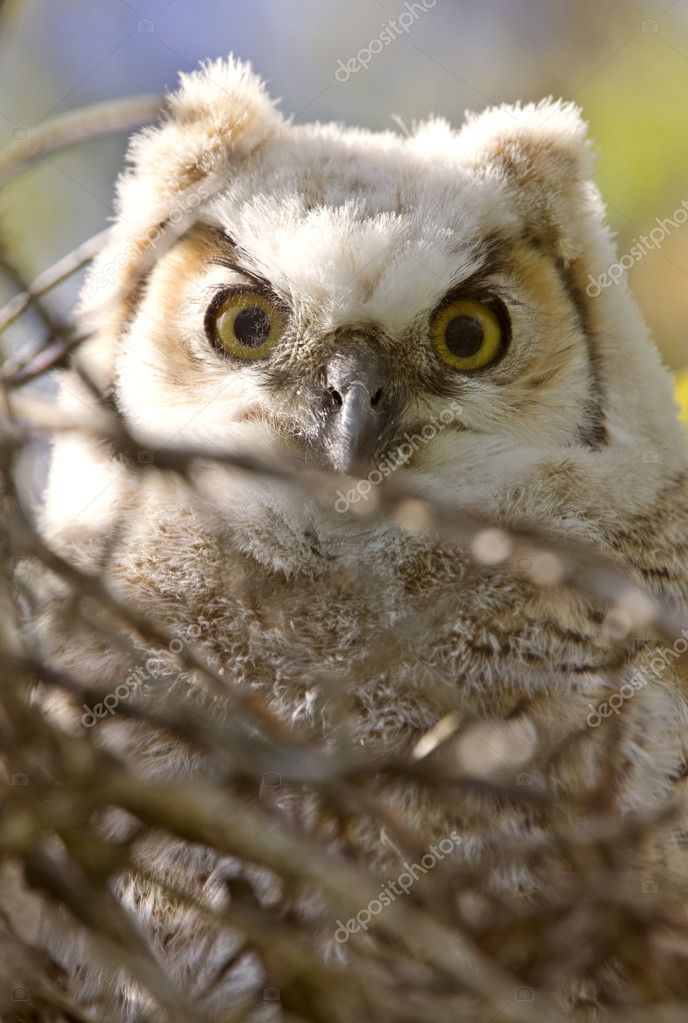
34,56,688,1018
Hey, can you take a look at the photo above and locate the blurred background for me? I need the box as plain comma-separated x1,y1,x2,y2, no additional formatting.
0,0,686,383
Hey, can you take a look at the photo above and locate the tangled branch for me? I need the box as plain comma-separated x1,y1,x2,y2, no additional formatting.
0,75,687,1023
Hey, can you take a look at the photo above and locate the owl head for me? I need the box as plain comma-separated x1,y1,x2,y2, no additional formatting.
70,56,684,534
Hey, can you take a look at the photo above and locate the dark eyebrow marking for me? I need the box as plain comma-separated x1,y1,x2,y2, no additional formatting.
208,254,273,290
204,225,274,291
448,231,512,292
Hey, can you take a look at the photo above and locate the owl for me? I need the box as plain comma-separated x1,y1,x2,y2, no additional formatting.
32,55,688,1020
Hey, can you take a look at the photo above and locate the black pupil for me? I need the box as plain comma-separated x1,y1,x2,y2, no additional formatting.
444,315,484,359
233,306,271,347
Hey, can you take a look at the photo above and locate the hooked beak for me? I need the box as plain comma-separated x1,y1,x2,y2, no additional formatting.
322,346,392,475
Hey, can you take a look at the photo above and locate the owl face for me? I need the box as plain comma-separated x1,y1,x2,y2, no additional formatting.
114,128,597,489
81,57,682,520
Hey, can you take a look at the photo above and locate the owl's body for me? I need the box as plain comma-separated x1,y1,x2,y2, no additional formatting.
34,57,688,1018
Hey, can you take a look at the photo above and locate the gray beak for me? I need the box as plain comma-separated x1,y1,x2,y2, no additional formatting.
322,347,390,475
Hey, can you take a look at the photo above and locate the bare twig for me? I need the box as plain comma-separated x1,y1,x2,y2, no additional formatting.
0,94,162,190
0,228,109,337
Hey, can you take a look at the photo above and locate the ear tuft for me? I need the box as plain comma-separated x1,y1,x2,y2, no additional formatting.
167,55,282,152
77,55,282,391
459,99,597,260
128,55,282,198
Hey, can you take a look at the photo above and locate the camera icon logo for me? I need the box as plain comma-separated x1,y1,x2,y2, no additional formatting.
515,985,534,1001
261,773,281,788
11,987,30,1001
137,450,154,465
263,987,280,1001
11,773,29,786
641,19,659,32
138,19,154,32
641,878,658,894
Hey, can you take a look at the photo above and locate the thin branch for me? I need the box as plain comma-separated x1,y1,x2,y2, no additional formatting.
0,94,162,190
0,228,109,337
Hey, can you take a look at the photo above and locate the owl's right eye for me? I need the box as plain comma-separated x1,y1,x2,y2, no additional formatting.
207,289,286,361
430,294,509,372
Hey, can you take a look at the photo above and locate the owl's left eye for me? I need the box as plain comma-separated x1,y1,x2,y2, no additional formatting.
207,289,286,361
430,296,507,372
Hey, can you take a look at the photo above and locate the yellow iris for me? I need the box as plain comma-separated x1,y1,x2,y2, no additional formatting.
212,290,286,361
431,297,505,372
